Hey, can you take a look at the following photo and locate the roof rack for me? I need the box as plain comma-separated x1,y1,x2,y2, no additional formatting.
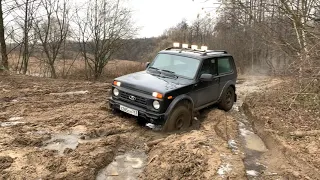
201,50,228,56
164,47,228,55
165,47,175,50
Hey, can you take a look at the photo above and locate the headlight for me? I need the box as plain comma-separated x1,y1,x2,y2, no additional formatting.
113,80,121,86
113,88,119,96
153,100,160,110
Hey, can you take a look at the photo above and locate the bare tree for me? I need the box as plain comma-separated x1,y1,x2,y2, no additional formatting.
11,0,40,74
0,0,8,70
74,0,137,80
34,0,70,78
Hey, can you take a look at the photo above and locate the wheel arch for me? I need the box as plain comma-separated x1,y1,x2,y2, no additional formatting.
218,80,237,102
164,94,194,121
230,84,237,102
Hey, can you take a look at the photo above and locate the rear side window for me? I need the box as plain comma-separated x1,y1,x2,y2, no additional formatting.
218,57,232,74
199,58,217,76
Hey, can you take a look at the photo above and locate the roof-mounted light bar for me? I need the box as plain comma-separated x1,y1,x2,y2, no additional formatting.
191,45,198,50
167,42,211,52
201,46,208,51
182,44,188,48
173,42,180,48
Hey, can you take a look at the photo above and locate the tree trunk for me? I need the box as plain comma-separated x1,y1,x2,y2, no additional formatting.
0,0,8,70
22,0,29,74
49,62,57,78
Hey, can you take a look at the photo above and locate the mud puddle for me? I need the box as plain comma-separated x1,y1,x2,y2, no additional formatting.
43,133,80,155
233,81,269,179
96,150,147,180
42,131,101,155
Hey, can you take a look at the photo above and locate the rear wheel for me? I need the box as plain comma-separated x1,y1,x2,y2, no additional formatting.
162,103,192,132
218,86,235,111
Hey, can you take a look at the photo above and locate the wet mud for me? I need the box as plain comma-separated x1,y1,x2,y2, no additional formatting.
0,74,314,179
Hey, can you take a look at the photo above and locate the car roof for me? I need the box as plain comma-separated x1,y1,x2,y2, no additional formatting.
158,48,232,60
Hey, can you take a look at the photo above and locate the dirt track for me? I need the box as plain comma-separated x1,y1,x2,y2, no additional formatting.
0,74,318,179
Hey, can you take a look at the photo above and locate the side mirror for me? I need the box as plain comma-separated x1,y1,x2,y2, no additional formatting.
145,62,150,69
200,74,213,81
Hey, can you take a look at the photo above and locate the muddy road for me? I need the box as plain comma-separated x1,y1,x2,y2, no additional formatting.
0,75,313,179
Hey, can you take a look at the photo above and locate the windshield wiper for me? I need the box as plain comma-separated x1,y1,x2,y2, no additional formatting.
160,69,178,79
148,67,177,78
160,69,175,74
148,67,160,71
147,67,161,75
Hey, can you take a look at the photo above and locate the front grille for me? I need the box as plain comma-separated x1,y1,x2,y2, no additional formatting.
119,91,147,107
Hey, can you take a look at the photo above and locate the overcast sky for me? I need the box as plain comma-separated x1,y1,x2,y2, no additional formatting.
4,0,217,40
127,0,215,38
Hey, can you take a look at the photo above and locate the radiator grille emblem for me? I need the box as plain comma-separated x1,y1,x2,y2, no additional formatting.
129,95,136,101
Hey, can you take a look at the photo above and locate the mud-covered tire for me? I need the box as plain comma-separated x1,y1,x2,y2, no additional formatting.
218,86,235,111
162,104,192,132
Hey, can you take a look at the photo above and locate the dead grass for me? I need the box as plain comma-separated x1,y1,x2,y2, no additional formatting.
8,54,146,81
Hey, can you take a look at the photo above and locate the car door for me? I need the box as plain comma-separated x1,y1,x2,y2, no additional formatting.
193,58,220,108
217,56,235,97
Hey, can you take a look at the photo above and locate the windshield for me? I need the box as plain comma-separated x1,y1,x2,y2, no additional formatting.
148,53,200,79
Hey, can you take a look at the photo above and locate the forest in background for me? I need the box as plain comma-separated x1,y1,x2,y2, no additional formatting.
0,0,319,81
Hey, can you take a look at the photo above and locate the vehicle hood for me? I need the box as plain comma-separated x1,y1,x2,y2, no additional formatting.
114,71,193,94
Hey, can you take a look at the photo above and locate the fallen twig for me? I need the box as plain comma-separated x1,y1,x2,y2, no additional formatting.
287,93,318,95
147,155,159,165
289,130,320,137
145,138,165,147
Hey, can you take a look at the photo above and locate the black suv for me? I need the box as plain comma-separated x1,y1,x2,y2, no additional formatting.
108,46,237,131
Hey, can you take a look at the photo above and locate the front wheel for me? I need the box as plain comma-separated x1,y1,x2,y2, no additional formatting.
218,86,235,111
162,104,192,132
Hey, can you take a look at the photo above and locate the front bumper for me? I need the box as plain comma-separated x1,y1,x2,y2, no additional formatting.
108,97,166,125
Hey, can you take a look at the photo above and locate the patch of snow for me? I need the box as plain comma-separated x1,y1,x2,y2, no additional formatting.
28,73,43,77
217,163,232,176
219,153,232,160
8,117,23,121
146,123,155,129
240,128,253,136
50,91,89,96
11,99,18,102
146,123,161,131
228,140,239,154
255,162,267,168
246,170,259,176
1,121,25,127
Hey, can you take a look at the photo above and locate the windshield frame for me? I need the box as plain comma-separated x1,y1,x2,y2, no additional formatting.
147,53,201,80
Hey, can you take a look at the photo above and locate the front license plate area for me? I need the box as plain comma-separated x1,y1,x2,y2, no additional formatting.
119,105,138,116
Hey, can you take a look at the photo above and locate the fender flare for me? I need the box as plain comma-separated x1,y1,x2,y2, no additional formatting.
218,80,236,102
164,94,194,121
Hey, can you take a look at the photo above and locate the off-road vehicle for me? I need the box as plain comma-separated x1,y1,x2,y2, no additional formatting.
108,43,237,131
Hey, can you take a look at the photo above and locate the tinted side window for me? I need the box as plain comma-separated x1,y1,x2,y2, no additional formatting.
199,58,217,76
218,57,232,74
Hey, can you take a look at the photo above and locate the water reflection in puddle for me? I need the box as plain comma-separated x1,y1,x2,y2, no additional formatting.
96,150,147,180
239,122,268,152
42,131,101,155
232,91,268,179
43,133,80,155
